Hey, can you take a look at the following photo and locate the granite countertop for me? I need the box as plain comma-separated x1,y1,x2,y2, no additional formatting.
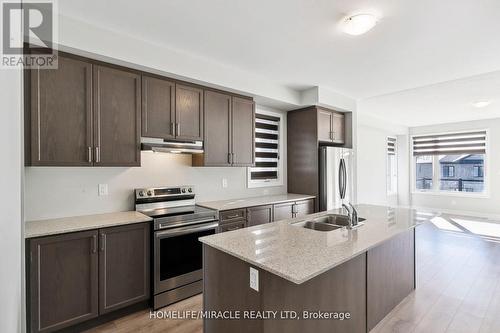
197,193,315,211
199,204,438,284
25,211,153,238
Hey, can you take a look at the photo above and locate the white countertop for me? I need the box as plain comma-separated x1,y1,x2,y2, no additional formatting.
197,193,315,211
25,211,153,238
200,204,438,284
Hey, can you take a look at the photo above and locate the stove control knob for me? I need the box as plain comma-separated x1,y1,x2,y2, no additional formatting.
188,187,192,193
181,188,187,193
138,191,145,197
147,190,153,196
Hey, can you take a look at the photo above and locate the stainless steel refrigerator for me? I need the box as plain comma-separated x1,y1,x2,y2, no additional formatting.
319,146,354,211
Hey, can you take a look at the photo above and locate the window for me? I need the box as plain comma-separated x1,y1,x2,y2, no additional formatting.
473,166,484,178
247,110,284,188
442,165,455,178
387,137,398,195
413,130,487,194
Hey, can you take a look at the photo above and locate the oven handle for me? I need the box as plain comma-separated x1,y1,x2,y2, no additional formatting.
158,217,217,230
155,221,219,238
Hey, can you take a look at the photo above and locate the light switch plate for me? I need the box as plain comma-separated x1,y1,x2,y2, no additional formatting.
250,267,259,292
222,178,228,188
98,184,108,196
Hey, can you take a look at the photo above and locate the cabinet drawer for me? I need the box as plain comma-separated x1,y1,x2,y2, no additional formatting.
219,209,246,223
218,220,246,233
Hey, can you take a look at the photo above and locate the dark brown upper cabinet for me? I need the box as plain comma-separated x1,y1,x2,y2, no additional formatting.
93,65,141,167
193,91,255,167
317,108,345,144
198,90,231,166
231,97,255,166
29,230,99,333
288,106,351,211
175,84,204,141
26,53,142,167
29,54,93,166
141,75,175,139
99,223,150,314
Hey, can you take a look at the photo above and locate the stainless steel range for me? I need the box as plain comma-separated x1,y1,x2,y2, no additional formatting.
135,185,218,309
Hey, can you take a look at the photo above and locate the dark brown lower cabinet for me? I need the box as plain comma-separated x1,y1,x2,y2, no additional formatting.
272,202,294,221
99,223,150,314
367,229,415,331
295,199,314,218
29,230,99,333
28,223,151,333
246,205,273,227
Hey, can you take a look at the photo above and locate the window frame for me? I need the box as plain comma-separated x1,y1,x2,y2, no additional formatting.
411,129,490,198
386,136,398,196
247,109,284,188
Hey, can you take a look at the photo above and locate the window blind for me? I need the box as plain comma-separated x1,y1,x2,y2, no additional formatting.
387,137,396,155
412,131,486,156
250,114,280,181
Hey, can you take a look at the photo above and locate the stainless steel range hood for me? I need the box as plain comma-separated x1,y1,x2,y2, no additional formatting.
141,137,204,154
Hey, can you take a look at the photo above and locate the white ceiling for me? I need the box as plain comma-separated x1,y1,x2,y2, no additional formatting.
359,70,500,127
58,0,500,100
58,0,500,126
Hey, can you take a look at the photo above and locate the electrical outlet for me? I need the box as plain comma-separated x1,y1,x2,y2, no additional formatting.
250,267,259,292
222,178,228,188
98,184,108,196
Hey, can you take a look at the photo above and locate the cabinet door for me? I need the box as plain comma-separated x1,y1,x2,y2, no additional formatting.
231,97,255,166
30,54,92,166
273,202,294,221
218,220,246,233
202,90,231,166
175,84,203,141
99,223,150,314
247,205,273,227
93,65,141,166
141,75,175,139
295,199,315,218
317,109,333,142
29,230,98,333
331,112,345,144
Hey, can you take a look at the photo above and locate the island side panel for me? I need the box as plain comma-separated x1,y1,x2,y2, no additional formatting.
367,228,416,331
261,253,367,333
203,245,263,333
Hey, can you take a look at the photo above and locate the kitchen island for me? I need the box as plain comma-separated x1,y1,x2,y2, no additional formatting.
199,205,437,333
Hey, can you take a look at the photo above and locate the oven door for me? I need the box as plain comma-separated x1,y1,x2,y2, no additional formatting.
154,221,218,294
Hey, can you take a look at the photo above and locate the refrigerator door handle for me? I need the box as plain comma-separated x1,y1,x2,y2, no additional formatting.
340,158,347,199
338,158,344,199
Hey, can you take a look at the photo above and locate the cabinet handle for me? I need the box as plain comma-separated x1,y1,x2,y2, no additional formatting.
95,147,100,163
100,233,106,252
88,147,92,163
92,235,97,254
228,153,232,164
176,123,180,136
227,225,241,231
171,122,175,136
225,214,240,219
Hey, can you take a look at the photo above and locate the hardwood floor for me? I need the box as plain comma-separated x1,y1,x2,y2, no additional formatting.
88,214,500,333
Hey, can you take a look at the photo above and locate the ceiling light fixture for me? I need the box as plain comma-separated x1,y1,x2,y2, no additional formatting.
341,14,378,36
471,100,492,108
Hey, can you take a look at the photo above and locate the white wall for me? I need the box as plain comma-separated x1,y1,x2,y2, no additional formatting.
0,66,23,330
410,118,500,216
25,107,287,221
356,111,409,207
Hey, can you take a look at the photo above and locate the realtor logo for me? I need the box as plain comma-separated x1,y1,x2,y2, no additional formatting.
1,0,58,68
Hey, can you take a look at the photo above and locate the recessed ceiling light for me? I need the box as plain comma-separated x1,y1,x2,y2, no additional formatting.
341,14,378,36
471,100,492,108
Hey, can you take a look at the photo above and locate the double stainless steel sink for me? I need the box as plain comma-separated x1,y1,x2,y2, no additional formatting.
293,214,366,232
